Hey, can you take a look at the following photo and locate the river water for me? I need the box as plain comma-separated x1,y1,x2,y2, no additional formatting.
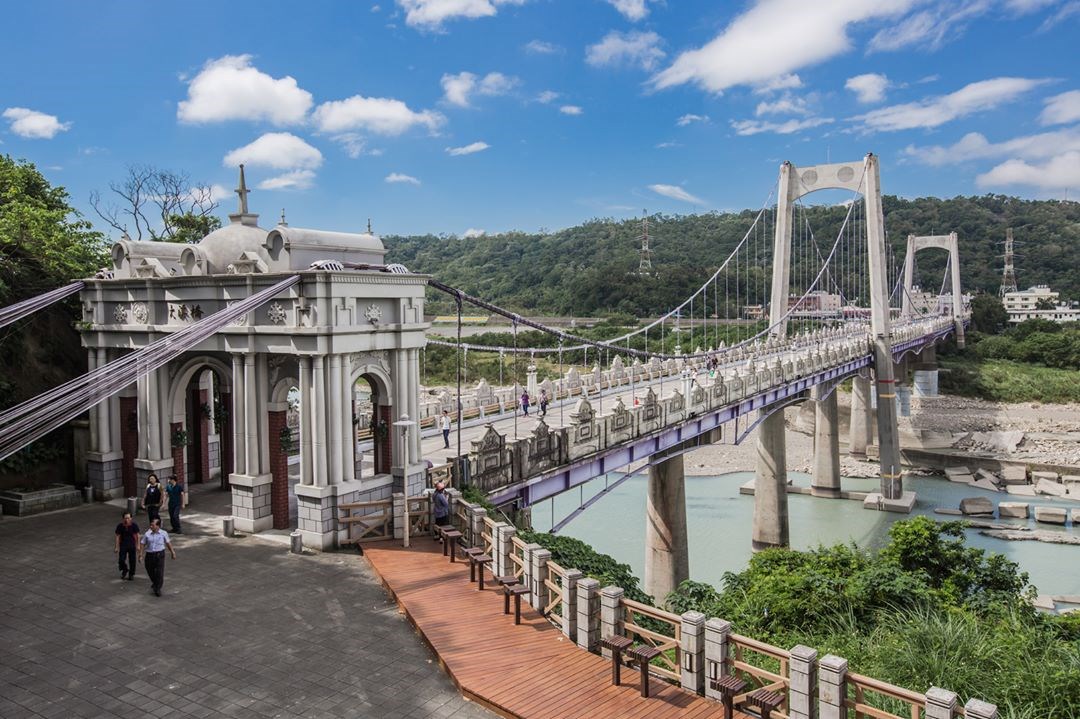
530,471,1080,598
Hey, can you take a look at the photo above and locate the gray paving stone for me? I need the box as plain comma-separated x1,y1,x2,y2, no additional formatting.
0,501,493,719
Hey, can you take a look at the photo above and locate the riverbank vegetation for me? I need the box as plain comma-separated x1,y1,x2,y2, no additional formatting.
524,517,1080,718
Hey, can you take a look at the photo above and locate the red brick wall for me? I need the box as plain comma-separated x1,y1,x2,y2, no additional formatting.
219,391,232,489
170,421,185,484
120,396,138,497
268,410,290,529
377,404,392,474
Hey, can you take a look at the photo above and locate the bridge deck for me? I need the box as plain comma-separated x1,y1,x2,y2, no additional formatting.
364,540,748,719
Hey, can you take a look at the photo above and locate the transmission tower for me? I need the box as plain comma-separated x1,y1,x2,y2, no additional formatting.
637,210,654,275
999,228,1018,297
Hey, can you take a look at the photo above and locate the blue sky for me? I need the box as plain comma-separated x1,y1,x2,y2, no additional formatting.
2,0,1079,239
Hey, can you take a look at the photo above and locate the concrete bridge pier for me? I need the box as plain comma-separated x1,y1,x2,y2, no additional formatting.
644,449,690,604
848,374,873,457
894,358,911,417
913,345,939,398
752,410,789,552
810,386,841,498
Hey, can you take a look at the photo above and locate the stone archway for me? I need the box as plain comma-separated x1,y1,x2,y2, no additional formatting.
351,365,393,476
167,356,233,490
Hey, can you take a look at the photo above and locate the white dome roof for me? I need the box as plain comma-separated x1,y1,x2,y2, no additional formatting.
196,220,269,274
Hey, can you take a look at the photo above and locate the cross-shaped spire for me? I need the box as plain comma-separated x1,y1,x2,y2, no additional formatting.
235,164,250,215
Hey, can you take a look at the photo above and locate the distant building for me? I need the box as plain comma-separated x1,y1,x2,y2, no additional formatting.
742,304,765,321
787,291,842,318
1003,285,1080,323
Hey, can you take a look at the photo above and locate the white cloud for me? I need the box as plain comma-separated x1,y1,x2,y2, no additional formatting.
652,0,914,93
524,39,561,54
332,133,384,158
753,74,803,94
177,55,312,125
731,116,833,135
606,0,658,21
870,1,1061,52
903,127,1080,166
977,151,1080,191
440,71,519,107
258,170,316,191
2,107,71,139
463,228,486,238
446,141,491,156
371,3,381,10
1038,1,1080,31
754,94,810,116
1040,90,1080,126
845,73,888,104
676,113,709,126
312,95,444,135
857,77,1048,131
559,105,584,115
386,172,421,185
656,141,682,148
208,184,233,202
649,183,706,205
223,133,323,170
397,0,526,29
587,30,665,71
536,90,560,104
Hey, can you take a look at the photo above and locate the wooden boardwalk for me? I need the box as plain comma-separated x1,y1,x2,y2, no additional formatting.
364,541,749,719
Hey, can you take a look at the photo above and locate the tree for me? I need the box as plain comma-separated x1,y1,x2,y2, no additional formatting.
90,165,219,242
969,295,1008,334
1035,297,1057,310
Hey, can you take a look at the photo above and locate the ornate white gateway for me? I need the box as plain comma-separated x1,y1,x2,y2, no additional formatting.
79,168,429,548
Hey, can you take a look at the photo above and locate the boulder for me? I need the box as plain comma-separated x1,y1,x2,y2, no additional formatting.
976,468,1001,485
1032,470,1060,484
945,466,973,480
1006,485,1037,497
960,497,994,516
1073,508,1080,525
970,478,1001,493
997,502,1029,519
1034,506,1067,525
1001,465,1028,484
1036,479,1067,497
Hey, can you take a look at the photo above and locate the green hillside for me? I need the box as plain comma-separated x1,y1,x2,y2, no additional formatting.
385,195,1080,317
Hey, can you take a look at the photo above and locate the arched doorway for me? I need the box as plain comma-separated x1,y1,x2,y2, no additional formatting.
270,377,300,530
167,356,233,491
351,368,392,477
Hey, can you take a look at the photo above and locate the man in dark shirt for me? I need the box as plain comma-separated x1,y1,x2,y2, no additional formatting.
165,476,185,534
114,511,140,580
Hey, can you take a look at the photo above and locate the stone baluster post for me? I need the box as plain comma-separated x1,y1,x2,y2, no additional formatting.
576,578,601,651
788,645,818,719
680,611,706,695
964,699,999,719
392,492,405,540
469,506,487,549
445,487,461,530
818,655,848,719
520,543,537,607
494,523,514,577
599,586,625,658
531,547,550,611
704,619,732,702
561,569,581,640
925,688,958,719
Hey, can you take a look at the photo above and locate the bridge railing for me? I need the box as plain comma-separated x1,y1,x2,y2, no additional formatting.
845,671,961,719
727,633,791,718
621,598,682,683
509,536,527,582
541,560,567,630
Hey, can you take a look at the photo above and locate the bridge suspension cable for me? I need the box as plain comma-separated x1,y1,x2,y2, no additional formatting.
0,281,85,330
0,275,300,462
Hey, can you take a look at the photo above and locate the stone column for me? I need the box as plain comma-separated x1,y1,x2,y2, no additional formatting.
599,585,624,658
97,348,112,454
328,354,343,484
849,374,872,457
680,611,706,695
521,543,536,607
340,359,355,482
925,688,958,719
244,354,258,475
561,569,581,641
895,357,911,418
576,578,601,651
703,618,732,702
231,354,246,477
256,355,270,476
752,410,789,551
818,655,848,719
299,356,312,485
219,390,233,487
313,356,328,486
531,547,550,611
645,451,689,603
494,523,515,577
88,350,99,452
811,387,841,498
789,645,818,719
469,506,488,550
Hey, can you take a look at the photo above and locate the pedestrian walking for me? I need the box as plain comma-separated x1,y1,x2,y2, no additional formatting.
142,473,163,525
139,518,176,597
114,511,140,580
165,476,185,534
432,481,450,535
538,389,549,418
441,410,451,449
520,390,530,416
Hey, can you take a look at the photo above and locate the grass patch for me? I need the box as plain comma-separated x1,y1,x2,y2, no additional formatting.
939,358,1080,403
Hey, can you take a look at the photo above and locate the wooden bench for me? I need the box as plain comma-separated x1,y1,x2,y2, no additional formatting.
503,585,530,625
710,675,748,719
469,554,493,590
599,635,633,686
745,688,784,719
440,529,463,561
494,575,518,588
625,645,662,698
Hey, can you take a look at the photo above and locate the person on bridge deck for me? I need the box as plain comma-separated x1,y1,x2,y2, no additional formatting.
433,482,450,531
165,476,185,534
441,410,451,449
142,474,162,525
538,389,549,418
139,518,176,597
114,511,140,580
520,391,530,416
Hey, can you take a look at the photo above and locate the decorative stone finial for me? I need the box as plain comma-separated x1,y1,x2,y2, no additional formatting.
279,208,287,226
367,218,373,234
236,164,250,215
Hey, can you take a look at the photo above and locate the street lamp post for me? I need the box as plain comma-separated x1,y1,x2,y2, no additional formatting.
394,413,417,548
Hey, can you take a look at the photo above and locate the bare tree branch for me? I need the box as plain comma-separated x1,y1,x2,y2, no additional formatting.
90,165,221,241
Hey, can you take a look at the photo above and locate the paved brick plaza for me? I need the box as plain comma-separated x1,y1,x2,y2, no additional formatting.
0,493,493,719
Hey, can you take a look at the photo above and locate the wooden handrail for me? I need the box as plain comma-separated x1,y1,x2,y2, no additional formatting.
339,499,393,510
622,598,680,625
844,672,936,719
729,633,791,661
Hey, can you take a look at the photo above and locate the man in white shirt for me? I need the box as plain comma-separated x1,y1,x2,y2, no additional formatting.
139,518,177,597
441,410,451,449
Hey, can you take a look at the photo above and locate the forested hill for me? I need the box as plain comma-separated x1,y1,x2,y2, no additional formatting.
385,195,1080,317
